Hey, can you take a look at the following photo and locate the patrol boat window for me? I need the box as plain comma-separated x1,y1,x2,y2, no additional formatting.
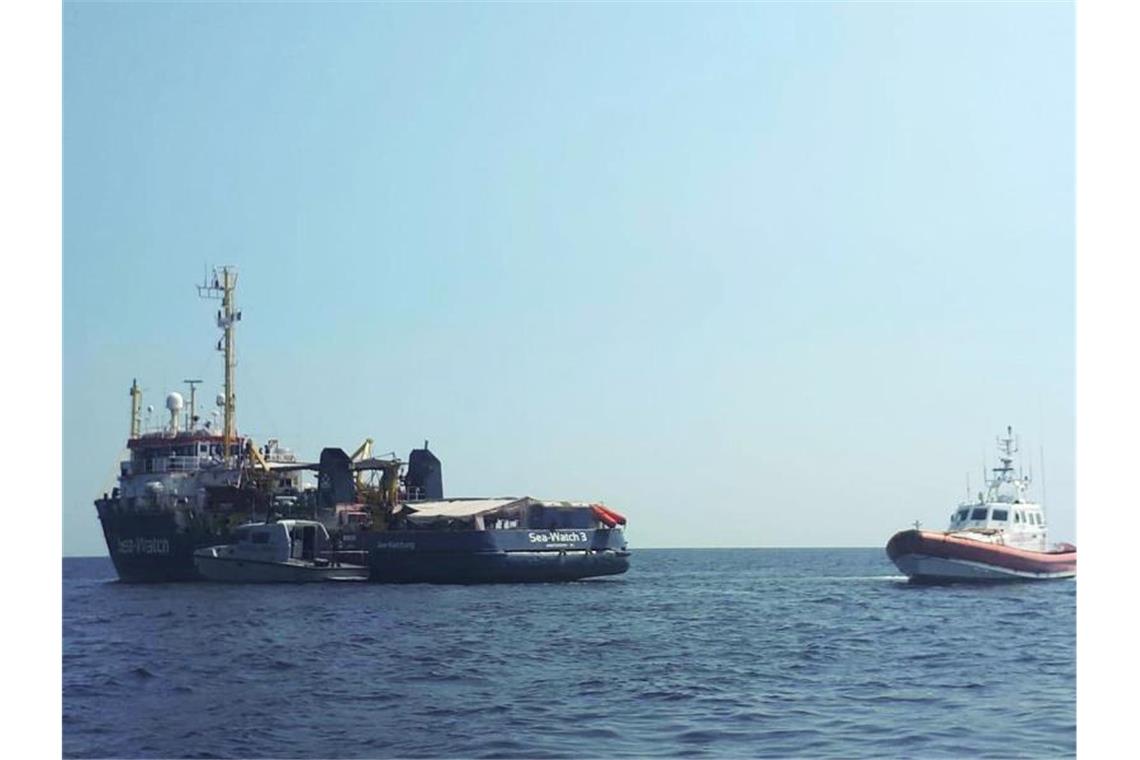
970,508,988,520
992,509,1009,521
956,509,970,522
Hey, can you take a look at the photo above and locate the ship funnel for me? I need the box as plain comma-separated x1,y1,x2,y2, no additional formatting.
317,448,356,509
407,447,443,500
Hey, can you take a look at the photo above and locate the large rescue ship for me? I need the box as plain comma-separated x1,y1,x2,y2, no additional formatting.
95,267,630,583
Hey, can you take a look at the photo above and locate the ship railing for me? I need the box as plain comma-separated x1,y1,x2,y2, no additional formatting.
266,454,298,463
145,456,206,474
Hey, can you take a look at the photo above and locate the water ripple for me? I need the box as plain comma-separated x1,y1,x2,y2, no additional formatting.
64,550,1074,758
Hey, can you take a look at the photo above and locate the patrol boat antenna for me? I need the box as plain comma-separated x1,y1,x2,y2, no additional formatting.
197,267,241,461
988,425,1028,500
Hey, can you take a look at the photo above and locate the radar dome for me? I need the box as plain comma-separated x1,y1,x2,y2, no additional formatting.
216,393,226,407
165,392,184,412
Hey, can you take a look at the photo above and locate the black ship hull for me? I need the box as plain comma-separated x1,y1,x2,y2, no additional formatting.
97,499,629,584
96,499,224,582
361,527,630,583
368,549,630,583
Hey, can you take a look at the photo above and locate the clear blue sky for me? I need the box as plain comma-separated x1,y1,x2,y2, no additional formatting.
63,1,1074,556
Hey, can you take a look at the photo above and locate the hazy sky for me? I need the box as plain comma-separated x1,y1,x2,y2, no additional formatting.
63,1,1074,556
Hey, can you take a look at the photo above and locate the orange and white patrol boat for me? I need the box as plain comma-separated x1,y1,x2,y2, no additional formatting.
886,427,1075,583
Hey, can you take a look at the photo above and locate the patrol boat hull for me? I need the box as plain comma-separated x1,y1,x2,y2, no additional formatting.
194,552,368,583
886,529,1076,583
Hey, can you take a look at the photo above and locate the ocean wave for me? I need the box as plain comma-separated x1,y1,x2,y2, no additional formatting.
62,550,1074,759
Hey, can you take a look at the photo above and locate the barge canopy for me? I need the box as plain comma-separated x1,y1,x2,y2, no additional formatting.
402,498,526,520
400,497,603,523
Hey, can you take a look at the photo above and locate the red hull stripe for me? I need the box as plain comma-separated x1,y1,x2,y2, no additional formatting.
887,530,1076,574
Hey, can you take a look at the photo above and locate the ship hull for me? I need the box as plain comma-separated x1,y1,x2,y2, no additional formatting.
368,548,630,584
886,529,1076,583
96,500,211,582
97,500,631,584
358,527,630,584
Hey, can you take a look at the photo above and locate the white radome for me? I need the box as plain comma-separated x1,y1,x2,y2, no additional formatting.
165,392,184,412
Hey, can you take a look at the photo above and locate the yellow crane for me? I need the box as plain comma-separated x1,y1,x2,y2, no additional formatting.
349,438,374,488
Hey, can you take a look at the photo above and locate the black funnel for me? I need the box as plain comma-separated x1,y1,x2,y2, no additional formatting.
406,446,443,500
318,448,356,509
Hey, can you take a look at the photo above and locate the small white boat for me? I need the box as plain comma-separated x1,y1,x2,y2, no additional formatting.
194,519,368,582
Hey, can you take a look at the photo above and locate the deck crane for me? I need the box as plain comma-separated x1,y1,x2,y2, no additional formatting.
349,438,374,489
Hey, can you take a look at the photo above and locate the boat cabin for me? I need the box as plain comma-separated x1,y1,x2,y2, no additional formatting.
125,432,246,476
231,520,331,563
945,427,1050,551
115,431,305,508
948,502,1047,551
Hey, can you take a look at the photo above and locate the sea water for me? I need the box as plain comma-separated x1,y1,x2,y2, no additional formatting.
63,549,1075,758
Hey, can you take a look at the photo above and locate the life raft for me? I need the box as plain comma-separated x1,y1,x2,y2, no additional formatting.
590,504,627,528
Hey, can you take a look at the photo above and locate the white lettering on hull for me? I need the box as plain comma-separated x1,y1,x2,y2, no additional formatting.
117,537,171,555
374,541,416,551
528,530,589,546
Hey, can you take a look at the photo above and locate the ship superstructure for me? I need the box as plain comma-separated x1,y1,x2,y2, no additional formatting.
943,427,1049,552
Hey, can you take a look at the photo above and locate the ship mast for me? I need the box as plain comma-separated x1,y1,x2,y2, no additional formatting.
129,378,142,438
198,267,241,460
988,425,1029,502
993,426,1016,485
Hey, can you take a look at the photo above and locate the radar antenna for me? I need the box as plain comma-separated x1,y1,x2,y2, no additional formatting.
183,379,202,431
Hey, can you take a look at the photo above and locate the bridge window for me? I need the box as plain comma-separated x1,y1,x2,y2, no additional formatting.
992,509,1009,522
956,509,969,522
970,508,988,520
